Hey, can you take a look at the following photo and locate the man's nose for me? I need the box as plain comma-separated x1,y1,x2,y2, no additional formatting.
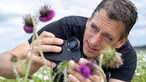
90,32,102,46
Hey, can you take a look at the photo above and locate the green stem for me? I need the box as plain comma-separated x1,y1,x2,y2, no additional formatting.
63,68,69,82
23,17,36,82
33,18,53,82
24,16,53,82
13,64,20,81
99,54,104,68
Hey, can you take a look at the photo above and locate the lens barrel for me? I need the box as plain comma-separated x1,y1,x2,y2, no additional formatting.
67,37,80,51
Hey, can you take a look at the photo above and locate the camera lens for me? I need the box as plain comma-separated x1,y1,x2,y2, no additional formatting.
67,37,80,51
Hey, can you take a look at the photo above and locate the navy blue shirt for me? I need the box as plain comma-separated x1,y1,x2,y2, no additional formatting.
28,16,137,82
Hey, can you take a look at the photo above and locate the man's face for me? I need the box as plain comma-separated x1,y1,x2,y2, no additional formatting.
83,9,127,58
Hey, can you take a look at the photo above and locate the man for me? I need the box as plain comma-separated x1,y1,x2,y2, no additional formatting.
0,0,137,81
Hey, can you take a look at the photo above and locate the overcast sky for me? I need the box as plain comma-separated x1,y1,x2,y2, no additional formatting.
0,0,146,52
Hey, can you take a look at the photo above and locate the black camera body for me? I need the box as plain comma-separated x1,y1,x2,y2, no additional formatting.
44,36,82,63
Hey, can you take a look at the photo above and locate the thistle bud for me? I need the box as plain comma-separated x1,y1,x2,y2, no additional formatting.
39,5,55,22
100,47,123,68
23,15,33,33
109,52,123,68
10,55,18,63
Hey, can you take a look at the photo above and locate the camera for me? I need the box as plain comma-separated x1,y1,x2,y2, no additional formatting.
44,36,82,63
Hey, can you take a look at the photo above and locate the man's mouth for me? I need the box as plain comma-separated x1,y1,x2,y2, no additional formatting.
87,41,99,52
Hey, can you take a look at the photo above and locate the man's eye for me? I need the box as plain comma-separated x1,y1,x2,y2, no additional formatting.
91,24,98,31
104,34,113,41
91,24,95,29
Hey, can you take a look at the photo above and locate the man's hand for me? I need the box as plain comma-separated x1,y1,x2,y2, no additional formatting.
8,31,64,77
68,58,106,82
32,31,63,55
24,31,64,73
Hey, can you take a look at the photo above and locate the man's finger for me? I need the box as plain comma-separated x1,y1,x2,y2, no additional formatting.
40,38,63,45
89,75,101,82
68,74,80,82
29,55,56,68
68,69,91,82
39,31,55,39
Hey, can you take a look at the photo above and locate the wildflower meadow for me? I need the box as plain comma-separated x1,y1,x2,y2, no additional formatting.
0,48,145,82
132,48,146,82
0,1,145,82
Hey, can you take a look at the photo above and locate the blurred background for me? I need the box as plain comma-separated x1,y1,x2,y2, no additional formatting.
0,0,146,52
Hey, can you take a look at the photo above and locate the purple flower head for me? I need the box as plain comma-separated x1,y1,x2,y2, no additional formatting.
78,64,91,78
78,62,97,78
39,5,55,22
23,15,33,33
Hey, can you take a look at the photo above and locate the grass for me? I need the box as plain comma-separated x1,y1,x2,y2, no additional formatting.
0,67,53,82
132,49,146,82
0,49,146,82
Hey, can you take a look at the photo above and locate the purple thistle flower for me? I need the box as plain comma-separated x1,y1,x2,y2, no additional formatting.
24,25,33,33
39,5,55,22
78,62,97,78
23,15,33,33
78,64,91,78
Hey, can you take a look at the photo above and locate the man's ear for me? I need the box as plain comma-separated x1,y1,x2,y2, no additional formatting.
115,36,128,48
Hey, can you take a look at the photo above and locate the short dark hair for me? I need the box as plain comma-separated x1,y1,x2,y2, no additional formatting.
91,0,138,40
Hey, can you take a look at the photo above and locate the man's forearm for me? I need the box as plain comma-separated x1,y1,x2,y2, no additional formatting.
0,52,15,78
0,52,23,79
